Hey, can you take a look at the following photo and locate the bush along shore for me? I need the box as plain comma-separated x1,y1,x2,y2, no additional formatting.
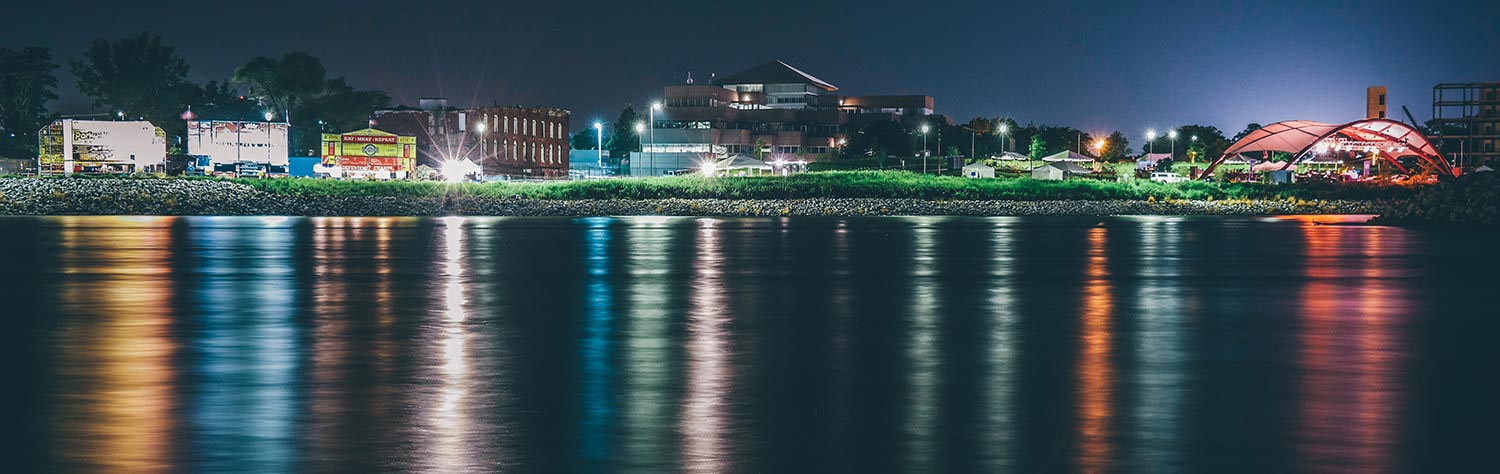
0,173,1399,217
1372,171,1500,226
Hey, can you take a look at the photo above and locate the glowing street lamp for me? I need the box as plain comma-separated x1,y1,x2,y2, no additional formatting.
1168,129,1179,158
593,122,604,173
998,123,1009,154
920,124,931,174
475,121,487,178
1093,139,1107,156
649,102,662,176
1146,130,1157,155
264,111,275,122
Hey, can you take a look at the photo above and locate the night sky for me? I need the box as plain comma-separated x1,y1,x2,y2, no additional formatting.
6,0,1498,135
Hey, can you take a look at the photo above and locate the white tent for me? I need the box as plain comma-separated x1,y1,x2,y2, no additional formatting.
714,155,772,170
962,162,995,178
1031,161,1093,180
1042,150,1096,162
994,151,1031,161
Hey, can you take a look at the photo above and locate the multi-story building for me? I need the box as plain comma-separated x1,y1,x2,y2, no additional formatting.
1366,86,1387,120
1431,82,1500,168
376,98,571,179
634,60,938,176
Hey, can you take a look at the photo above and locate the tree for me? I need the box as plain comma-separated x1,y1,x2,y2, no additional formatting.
0,47,59,158
605,106,641,169
186,80,260,122
1186,140,1208,163
753,137,767,159
303,78,390,142
845,120,912,160
232,54,389,154
1028,135,1047,159
71,33,195,134
232,52,328,118
1176,124,1231,163
571,127,599,150
1101,131,1131,162
1232,123,1263,142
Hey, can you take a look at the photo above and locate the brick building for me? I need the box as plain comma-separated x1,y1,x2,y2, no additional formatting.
376,98,571,179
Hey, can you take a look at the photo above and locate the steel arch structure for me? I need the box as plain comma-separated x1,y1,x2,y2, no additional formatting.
1201,119,1455,178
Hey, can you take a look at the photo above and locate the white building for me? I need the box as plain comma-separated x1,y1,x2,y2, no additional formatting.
37,119,166,175
186,120,290,169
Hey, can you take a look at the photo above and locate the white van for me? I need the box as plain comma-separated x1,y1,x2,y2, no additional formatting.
1150,172,1188,183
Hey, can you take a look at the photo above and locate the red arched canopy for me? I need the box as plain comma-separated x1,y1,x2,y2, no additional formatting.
1202,119,1454,178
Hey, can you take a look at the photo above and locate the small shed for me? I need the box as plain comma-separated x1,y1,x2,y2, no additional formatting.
962,162,995,178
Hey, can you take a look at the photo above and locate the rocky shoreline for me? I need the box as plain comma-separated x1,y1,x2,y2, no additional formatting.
0,178,1385,217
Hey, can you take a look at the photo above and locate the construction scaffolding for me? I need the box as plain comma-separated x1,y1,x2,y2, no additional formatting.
1432,82,1500,168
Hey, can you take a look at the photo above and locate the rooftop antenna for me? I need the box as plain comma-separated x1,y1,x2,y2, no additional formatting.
686,71,694,85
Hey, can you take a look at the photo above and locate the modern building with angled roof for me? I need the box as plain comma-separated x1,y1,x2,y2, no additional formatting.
632,60,938,176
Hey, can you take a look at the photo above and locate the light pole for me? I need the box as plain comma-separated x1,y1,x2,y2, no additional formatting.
649,102,662,177
475,121,487,180
1146,130,1157,155
633,120,645,176
1189,135,1198,162
1168,129,1178,160
920,124,930,174
593,122,604,176
998,123,1009,154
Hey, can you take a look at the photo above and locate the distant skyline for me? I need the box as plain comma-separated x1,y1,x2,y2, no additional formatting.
5,0,1498,136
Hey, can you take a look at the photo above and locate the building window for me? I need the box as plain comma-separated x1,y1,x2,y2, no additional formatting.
1379,111,1385,118
1378,94,1385,106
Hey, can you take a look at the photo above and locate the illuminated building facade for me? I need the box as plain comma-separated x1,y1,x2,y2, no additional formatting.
318,128,417,180
634,60,938,176
376,98,571,179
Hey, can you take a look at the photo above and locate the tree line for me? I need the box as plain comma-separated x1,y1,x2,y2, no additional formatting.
0,33,390,158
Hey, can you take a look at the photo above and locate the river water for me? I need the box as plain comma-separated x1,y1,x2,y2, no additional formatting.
0,215,1495,473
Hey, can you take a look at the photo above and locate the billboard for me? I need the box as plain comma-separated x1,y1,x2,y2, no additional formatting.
38,120,167,174
320,128,417,179
186,120,289,166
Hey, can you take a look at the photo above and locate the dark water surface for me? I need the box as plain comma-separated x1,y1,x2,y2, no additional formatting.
1,215,1496,473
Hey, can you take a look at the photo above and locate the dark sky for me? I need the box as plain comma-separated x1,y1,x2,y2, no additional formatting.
6,0,1498,136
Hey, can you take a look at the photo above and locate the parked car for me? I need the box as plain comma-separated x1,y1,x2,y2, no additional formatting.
1150,172,1188,183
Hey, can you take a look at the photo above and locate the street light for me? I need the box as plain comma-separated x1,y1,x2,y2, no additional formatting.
476,121,487,179
649,102,662,177
1168,129,1179,159
998,123,1009,154
1146,130,1157,155
1093,139,1107,156
264,111,274,121
920,124,930,174
593,122,604,174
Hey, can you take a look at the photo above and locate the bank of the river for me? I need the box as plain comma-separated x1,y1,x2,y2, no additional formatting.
0,177,1385,217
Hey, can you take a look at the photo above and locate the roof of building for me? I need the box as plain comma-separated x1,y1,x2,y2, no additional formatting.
1042,150,1096,162
711,61,838,92
1206,118,1452,176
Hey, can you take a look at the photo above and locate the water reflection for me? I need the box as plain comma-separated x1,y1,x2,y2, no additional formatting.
681,219,731,473
186,218,300,473
1297,224,1408,473
50,217,178,473
1077,225,1115,473
1131,218,1187,472
6,215,1492,474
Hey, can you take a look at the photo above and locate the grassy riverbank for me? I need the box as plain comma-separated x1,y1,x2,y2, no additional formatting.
217,171,1420,202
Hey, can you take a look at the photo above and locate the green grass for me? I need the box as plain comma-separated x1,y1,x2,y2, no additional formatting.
215,170,1420,202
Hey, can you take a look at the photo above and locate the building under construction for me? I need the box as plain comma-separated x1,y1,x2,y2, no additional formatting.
1431,82,1500,168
